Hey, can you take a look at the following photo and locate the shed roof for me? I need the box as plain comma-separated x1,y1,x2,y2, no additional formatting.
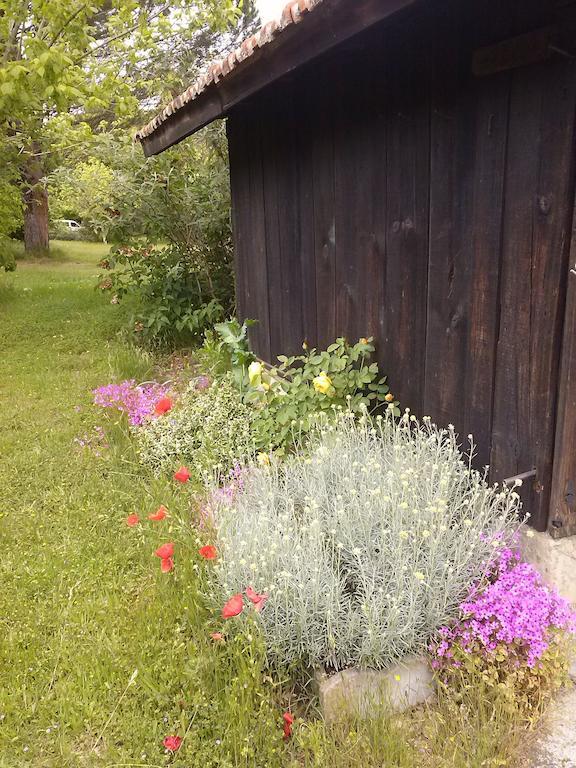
136,0,422,156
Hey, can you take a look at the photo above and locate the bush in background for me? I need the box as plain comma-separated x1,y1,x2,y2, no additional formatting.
212,410,524,671
0,238,18,271
99,243,233,347
136,373,255,478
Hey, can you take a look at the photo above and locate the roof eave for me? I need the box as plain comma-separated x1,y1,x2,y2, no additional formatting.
139,0,423,156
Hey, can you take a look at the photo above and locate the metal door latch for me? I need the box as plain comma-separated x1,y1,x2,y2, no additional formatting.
502,468,537,486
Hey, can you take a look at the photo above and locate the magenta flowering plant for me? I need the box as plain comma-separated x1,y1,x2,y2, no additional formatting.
431,547,576,717
93,380,171,427
200,463,247,525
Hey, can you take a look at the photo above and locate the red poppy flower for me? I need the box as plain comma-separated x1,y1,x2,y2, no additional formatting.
245,586,269,612
163,734,182,752
125,514,140,527
283,712,294,740
155,542,174,560
155,397,173,415
160,557,174,573
210,632,224,641
199,545,218,560
222,593,244,619
149,505,168,521
174,466,191,483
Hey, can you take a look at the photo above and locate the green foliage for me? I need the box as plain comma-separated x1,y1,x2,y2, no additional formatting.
438,634,574,726
90,127,235,348
99,242,234,347
212,323,400,454
214,317,258,387
49,159,115,240
0,179,23,240
0,238,17,271
0,137,23,244
0,0,242,127
107,125,232,248
247,337,399,453
0,0,246,254
136,373,255,477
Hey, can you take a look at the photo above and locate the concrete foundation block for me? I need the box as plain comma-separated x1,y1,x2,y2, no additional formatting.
315,656,434,723
520,525,576,605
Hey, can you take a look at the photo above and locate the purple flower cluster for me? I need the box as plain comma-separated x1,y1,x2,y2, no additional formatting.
93,380,171,427
432,548,576,669
200,463,246,525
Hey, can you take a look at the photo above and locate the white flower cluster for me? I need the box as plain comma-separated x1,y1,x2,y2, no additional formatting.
213,410,524,671
136,374,255,477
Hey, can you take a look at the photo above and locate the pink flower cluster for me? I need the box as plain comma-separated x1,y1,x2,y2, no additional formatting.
93,380,171,426
200,463,246,525
432,548,576,669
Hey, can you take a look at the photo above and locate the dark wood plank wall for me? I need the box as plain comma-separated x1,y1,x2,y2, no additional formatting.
227,0,576,529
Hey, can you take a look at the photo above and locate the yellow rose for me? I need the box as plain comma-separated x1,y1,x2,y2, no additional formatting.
385,393,394,402
359,337,368,345
257,452,270,466
248,360,263,386
313,371,333,395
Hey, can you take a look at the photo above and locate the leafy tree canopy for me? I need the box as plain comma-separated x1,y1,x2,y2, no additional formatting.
0,0,257,251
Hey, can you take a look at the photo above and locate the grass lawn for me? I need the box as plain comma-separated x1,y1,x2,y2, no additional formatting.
0,242,219,766
0,241,530,768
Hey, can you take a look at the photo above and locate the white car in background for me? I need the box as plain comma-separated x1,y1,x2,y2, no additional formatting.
55,219,82,232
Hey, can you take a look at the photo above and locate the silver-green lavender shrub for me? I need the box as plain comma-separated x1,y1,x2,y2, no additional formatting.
136,373,255,477
212,410,524,671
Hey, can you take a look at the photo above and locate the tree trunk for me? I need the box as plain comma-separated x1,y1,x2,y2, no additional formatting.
22,148,49,255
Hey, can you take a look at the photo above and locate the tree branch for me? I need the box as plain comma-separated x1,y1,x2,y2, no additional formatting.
74,4,170,65
49,3,88,47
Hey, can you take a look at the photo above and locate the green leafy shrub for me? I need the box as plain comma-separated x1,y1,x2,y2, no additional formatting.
212,411,523,671
0,177,23,241
214,317,258,388
247,335,399,453
136,373,255,477
99,243,233,347
0,237,17,271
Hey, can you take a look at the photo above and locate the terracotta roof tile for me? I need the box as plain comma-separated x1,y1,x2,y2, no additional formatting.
135,0,324,140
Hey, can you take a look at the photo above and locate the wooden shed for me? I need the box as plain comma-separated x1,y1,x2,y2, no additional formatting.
137,0,576,537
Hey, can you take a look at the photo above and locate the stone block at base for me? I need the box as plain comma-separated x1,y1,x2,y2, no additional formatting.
520,525,576,605
316,657,434,723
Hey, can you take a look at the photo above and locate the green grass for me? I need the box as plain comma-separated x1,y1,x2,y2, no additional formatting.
0,245,289,768
0,245,529,767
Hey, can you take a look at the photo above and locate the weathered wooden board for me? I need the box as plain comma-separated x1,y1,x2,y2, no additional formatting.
333,56,376,344
309,60,337,350
296,77,318,350
226,117,250,326
382,19,431,415
549,224,576,538
425,0,512,468
491,57,576,531
235,112,271,359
